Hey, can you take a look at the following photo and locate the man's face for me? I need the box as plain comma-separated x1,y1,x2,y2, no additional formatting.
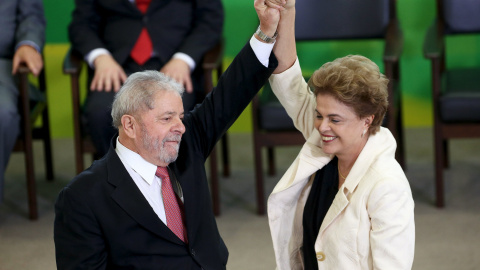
135,91,185,166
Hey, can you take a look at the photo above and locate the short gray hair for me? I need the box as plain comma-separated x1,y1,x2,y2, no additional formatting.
111,70,184,128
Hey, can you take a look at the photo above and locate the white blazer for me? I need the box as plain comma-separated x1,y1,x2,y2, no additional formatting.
267,59,415,270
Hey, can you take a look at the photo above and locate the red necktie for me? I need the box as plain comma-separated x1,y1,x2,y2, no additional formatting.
156,167,187,242
130,0,153,65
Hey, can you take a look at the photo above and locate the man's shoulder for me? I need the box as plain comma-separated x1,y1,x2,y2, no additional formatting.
66,156,110,191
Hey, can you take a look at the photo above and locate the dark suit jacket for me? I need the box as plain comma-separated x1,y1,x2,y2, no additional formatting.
69,0,224,67
54,43,278,269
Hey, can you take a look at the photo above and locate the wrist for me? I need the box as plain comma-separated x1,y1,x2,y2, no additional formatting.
255,25,278,44
15,41,41,54
278,8,295,28
281,6,295,16
93,54,110,68
87,48,111,68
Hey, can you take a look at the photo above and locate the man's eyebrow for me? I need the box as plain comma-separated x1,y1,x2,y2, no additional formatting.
160,111,176,116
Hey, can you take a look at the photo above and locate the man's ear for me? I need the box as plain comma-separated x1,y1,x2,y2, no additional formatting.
121,115,138,139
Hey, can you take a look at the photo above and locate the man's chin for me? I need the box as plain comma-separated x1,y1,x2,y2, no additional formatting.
160,151,179,164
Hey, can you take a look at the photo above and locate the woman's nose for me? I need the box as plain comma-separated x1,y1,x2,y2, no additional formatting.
318,119,329,132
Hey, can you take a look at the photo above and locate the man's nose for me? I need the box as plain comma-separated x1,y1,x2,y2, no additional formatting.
174,119,186,134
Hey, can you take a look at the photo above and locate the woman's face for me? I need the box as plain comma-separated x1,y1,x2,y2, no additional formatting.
314,93,372,160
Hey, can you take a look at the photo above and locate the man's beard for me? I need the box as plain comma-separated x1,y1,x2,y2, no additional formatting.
141,125,181,164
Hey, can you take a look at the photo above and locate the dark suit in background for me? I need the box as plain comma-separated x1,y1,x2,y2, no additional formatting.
69,0,224,156
0,0,46,202
54,43,278,269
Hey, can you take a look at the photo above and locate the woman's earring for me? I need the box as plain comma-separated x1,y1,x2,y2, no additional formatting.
362,129,367,138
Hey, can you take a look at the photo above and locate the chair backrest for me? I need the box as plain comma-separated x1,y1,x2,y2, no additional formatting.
441,0,480,34
295,0,392,41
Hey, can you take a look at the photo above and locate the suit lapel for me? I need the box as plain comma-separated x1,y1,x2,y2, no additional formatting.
271,130,333,195
168,163,200,245
318,187,349,237
105,144,183,245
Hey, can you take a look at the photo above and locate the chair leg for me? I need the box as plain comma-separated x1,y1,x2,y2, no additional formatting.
267,147,275,176
221,133,230,177
18,72,38,220
254,143,266,215
443,140,449,168
24,142,38,220
42,108,54,181
209,146,220,216
434,133,445,208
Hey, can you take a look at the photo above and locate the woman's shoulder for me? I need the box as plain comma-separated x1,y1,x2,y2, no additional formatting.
362,158,413,203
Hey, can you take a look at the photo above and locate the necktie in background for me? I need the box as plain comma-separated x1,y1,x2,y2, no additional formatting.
130,0,153,65
156,167,187,242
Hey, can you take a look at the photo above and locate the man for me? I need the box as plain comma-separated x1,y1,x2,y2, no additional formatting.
0,0,46,203
54,0,282,268
69,0,224,156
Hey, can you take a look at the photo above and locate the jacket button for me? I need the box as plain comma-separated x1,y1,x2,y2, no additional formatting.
316,251,325,261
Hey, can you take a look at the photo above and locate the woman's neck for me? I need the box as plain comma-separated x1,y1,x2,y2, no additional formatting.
336,136,368,187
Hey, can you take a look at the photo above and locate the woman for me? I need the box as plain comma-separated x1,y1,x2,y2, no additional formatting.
263,1,415,269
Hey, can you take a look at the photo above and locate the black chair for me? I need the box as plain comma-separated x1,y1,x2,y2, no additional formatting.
252,0,404,215
63,40,229,216
252,85,306,215
423,0,480,207
13,62,54,220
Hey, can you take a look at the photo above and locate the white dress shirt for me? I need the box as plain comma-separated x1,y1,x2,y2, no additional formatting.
115,138,168,224
250,35,275,67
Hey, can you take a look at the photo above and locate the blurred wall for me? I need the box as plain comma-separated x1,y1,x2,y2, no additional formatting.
42,0,480,137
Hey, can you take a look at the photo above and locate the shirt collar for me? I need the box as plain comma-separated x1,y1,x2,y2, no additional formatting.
115,137,158,185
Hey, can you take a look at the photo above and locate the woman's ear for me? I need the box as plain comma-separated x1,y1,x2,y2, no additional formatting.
121,115,137,139
364,115,374,129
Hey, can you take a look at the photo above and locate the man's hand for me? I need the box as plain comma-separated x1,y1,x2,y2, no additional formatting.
12,45,43,76
254,0,282,38
266,0,294,10
160,58,193,93
91,54,127,92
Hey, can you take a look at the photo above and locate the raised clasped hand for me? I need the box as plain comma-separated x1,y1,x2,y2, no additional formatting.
254,0,283,37
266,0,295,10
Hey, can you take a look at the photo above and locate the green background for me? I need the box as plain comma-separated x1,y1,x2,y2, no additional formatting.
41,0,480,138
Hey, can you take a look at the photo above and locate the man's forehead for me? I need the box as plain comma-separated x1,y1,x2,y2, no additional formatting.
151,91,184,114
153,89,181,100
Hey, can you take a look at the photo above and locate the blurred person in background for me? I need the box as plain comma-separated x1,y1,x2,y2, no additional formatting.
0,0,46,204
68,0,224,157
